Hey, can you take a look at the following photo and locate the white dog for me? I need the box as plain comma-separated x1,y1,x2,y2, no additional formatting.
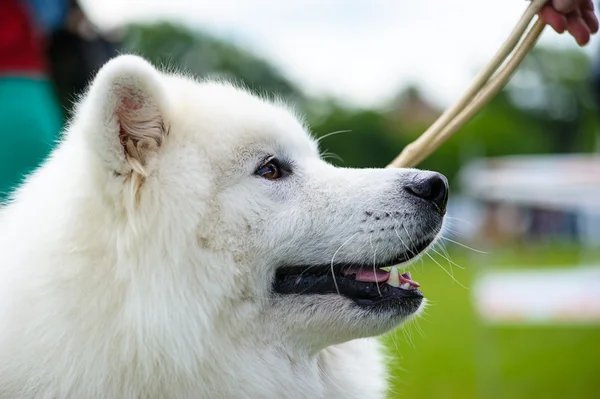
0,55,448,398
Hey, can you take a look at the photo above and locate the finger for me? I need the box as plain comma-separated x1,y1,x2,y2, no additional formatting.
539,6,568,33
552,0,579,14
566,12,592,45
582,9,599,33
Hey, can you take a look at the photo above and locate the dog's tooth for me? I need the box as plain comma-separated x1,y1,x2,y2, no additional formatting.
400,283,411,290
387,266,400,288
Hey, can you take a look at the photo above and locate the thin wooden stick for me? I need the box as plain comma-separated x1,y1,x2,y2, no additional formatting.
388,0,548,169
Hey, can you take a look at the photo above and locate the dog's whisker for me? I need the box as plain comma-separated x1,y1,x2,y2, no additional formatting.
445,215,476,228
429,245,465,270
440,236,488,254
424,251,468,289
439,240,450,257
371,209,416,257
436,241,457,276
401,323,416,350
315,129,352,144
441,224,461,236
369,235,383,297
401,224,422,258
440,221,470,239
391,225,411,255
320,150,345,164
438,244,453,275
402,225,416,247
436,240,452,260
330,233,359,295
389,330,401,354
414,318,425,337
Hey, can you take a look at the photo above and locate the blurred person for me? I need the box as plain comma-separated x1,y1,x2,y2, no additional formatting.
47,0,122,115
0,0,66,202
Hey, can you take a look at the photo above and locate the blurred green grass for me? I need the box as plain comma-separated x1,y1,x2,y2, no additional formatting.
383,246,600,399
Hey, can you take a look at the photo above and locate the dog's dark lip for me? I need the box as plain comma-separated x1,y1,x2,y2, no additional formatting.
272,239,432,309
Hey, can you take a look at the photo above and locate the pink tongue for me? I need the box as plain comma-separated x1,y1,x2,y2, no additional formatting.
343,267,390,283
342,268,421,287
400,272,420,288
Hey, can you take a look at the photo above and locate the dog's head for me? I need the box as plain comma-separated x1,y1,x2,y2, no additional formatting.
74,55,447,352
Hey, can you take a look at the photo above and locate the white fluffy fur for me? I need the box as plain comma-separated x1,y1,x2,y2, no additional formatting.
0,55,442,398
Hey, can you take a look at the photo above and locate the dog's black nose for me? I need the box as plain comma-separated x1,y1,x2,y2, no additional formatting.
405,172,449,214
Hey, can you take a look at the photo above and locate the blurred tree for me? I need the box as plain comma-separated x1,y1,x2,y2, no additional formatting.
505,46,599,153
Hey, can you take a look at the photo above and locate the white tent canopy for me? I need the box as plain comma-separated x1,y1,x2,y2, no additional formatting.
459,154,600,213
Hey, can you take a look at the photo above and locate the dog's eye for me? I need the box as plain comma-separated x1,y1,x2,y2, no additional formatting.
256,159,282,180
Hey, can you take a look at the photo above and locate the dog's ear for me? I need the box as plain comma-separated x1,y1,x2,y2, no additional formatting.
83,55,169,177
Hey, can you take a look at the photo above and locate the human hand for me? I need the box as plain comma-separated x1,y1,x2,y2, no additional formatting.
538,0,598,45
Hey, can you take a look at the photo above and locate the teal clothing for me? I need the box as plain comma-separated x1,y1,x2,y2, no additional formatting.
0,77,63,202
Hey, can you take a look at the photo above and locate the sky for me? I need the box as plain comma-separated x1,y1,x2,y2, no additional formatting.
80,0,598,109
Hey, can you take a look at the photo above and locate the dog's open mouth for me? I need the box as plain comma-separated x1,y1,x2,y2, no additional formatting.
273,240,431,308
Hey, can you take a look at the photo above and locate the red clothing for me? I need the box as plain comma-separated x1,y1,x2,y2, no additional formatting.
0,0,46,75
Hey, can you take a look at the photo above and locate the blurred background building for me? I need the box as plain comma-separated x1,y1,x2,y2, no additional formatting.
1,0,599,398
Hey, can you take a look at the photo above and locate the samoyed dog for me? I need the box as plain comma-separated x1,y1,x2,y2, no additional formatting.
0,55,448,398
